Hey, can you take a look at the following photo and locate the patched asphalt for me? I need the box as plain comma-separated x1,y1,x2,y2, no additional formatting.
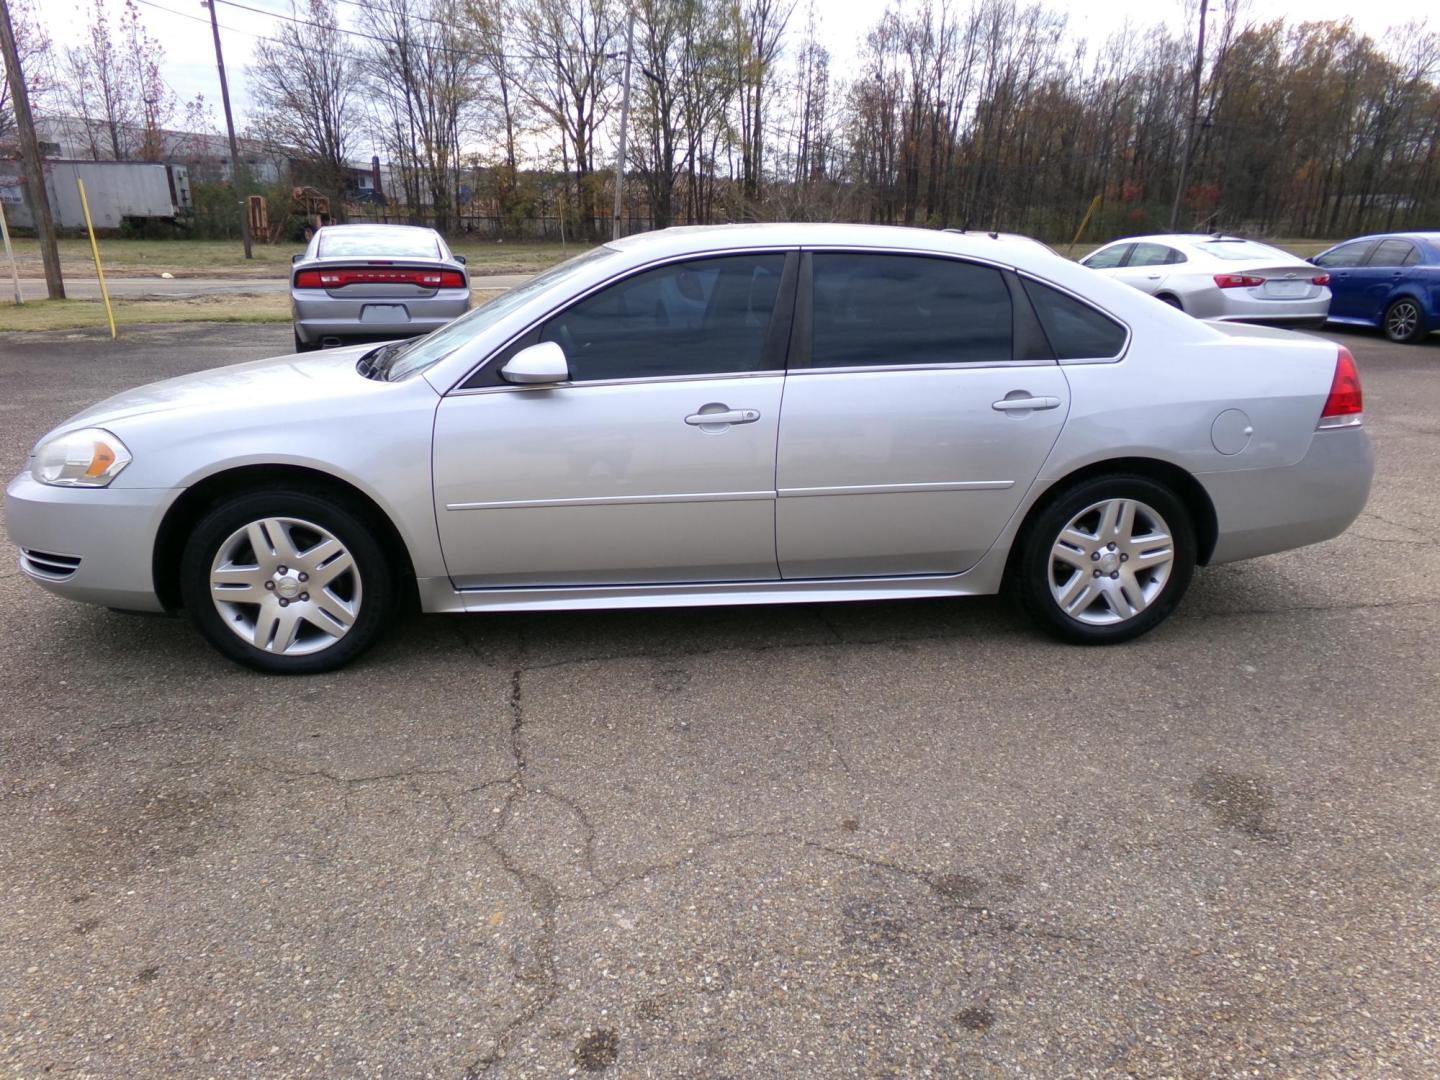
1,322,1438,1077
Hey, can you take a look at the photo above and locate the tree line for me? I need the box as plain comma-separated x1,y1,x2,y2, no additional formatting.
5,0,1438,242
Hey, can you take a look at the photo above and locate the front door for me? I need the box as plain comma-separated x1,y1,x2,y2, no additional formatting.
775,252,1089,578
433,252,795,588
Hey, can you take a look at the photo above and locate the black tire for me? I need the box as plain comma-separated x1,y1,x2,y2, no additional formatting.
1157,293,1184,311
179,490,395,674
1383,297,1426,344
1014,474,1196,645
294,328,319,353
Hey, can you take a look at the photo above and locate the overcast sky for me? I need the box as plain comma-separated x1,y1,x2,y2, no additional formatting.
33,0,1436,142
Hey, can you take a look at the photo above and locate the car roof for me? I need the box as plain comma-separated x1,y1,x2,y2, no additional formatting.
316,224,441,238
1095,234,1281,248
606,222,1059,263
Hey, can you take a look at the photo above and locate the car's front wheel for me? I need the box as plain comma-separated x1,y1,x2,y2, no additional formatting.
1015,475,1196,644
1383,298,1426,344
179,491,395,673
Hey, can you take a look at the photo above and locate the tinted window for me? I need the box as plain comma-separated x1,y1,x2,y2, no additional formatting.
1126,243,1176,268
809,254,1012,366
1021,278,1127,360
1313,241,1375,269
1083,244,1130,270
539,254,785,382
1368,239,1419,267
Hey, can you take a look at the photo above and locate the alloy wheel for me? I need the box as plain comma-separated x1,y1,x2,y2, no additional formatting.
208,516,362,655
1386,300,1420,341
1048,498,1175,626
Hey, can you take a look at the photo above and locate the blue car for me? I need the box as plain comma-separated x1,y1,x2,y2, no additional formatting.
1313,233,1440,344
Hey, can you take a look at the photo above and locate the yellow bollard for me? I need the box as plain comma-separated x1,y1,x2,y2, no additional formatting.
76,177,117,338
1068,194,1103,258
0,200,21,306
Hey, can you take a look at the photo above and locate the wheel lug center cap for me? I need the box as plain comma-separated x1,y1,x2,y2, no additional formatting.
1098,552,1121,574
274,574,301,600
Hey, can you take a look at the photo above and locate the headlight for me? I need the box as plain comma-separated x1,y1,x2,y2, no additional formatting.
31,428,132,487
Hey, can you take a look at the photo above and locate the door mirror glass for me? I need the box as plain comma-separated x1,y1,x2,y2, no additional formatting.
292,253,303,264
500,341,570,384
454,254,467,265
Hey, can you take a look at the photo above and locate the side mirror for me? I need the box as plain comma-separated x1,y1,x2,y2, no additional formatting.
292,253,302,264
500,342,569,385
454,255,467,265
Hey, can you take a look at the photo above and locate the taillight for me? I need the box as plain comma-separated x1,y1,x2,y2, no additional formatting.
1310,274,1330,286
293,268,466,289
1213,274,1265,289
1318,346,1363,428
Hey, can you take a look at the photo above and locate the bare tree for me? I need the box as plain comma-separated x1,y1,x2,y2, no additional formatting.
61,0,134,159
120,0,174,161
248,0,359,198
736,0,793,205
0,0,51,143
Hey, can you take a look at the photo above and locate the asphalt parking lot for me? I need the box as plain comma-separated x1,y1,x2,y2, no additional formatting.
2,322,1438,1078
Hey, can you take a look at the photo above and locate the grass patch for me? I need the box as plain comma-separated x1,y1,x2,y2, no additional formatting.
4,237,591,281
0,288,508,333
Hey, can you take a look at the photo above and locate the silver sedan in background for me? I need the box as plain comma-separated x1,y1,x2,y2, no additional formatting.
7,224,1372,673
290,224,470,352
1082,233,1331,327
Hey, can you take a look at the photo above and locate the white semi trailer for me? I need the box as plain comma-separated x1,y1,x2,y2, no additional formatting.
0,160,192,230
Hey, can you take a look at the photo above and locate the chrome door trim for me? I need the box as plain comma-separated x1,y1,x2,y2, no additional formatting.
445,490,774,512
448,369,785,397
777,480,1014,498
787,360,1054,376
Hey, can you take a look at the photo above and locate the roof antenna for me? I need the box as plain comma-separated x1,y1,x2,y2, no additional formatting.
988,230,999,239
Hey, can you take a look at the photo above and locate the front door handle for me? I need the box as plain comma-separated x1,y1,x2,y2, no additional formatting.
685,406,761,427
992,395,1062,412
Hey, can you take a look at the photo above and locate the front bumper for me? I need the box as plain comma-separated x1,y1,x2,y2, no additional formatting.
1201,425,1374,565
4,472,178,612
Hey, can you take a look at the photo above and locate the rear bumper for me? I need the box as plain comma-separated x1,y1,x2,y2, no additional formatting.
4,472,175,612
1186,291,1330,326
1200,425,1373,565
292,289,470,344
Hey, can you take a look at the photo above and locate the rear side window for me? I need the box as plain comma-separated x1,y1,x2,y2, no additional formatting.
1083,245,1130,270
1368,239,1419,267
809,253,1013,366
1021,278,1127,360
1126,243,1177,268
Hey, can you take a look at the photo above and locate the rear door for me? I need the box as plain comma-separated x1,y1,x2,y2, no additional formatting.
1354,238,1420,322
774,252,1077,579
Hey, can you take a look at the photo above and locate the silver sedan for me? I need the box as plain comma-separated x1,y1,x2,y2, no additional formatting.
290,224,470,352
1082,234,1331,327
6,224,1372,673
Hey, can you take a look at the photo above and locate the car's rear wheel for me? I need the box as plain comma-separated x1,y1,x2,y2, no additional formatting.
1157,294,1183,310
1383,298,1426,344
179,491,394,673
294,329,319,353
1016,474,1195,644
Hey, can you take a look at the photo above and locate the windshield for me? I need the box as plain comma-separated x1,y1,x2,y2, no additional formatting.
319,229,441,259
382,246,618,382
1193,239,1293,262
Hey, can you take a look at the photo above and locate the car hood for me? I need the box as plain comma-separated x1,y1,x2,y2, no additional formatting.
51,344,378,435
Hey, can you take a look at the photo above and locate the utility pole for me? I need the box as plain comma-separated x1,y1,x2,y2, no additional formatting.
1170,0,1208,231
205,0,252,258
611,10,635,242
0,0,64,299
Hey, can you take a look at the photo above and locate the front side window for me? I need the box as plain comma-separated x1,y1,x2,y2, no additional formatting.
1021,278,1127,361
1368,239,1419,268
1083,244,1130,270
1313,241,1376,269
809,253,1013,366
538,254,786,382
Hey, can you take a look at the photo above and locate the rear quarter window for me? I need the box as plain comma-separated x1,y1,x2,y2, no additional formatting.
1021,278,1127,360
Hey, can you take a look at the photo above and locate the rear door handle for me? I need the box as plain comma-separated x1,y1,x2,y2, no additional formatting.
685,407,760,426
992,395,1061,412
